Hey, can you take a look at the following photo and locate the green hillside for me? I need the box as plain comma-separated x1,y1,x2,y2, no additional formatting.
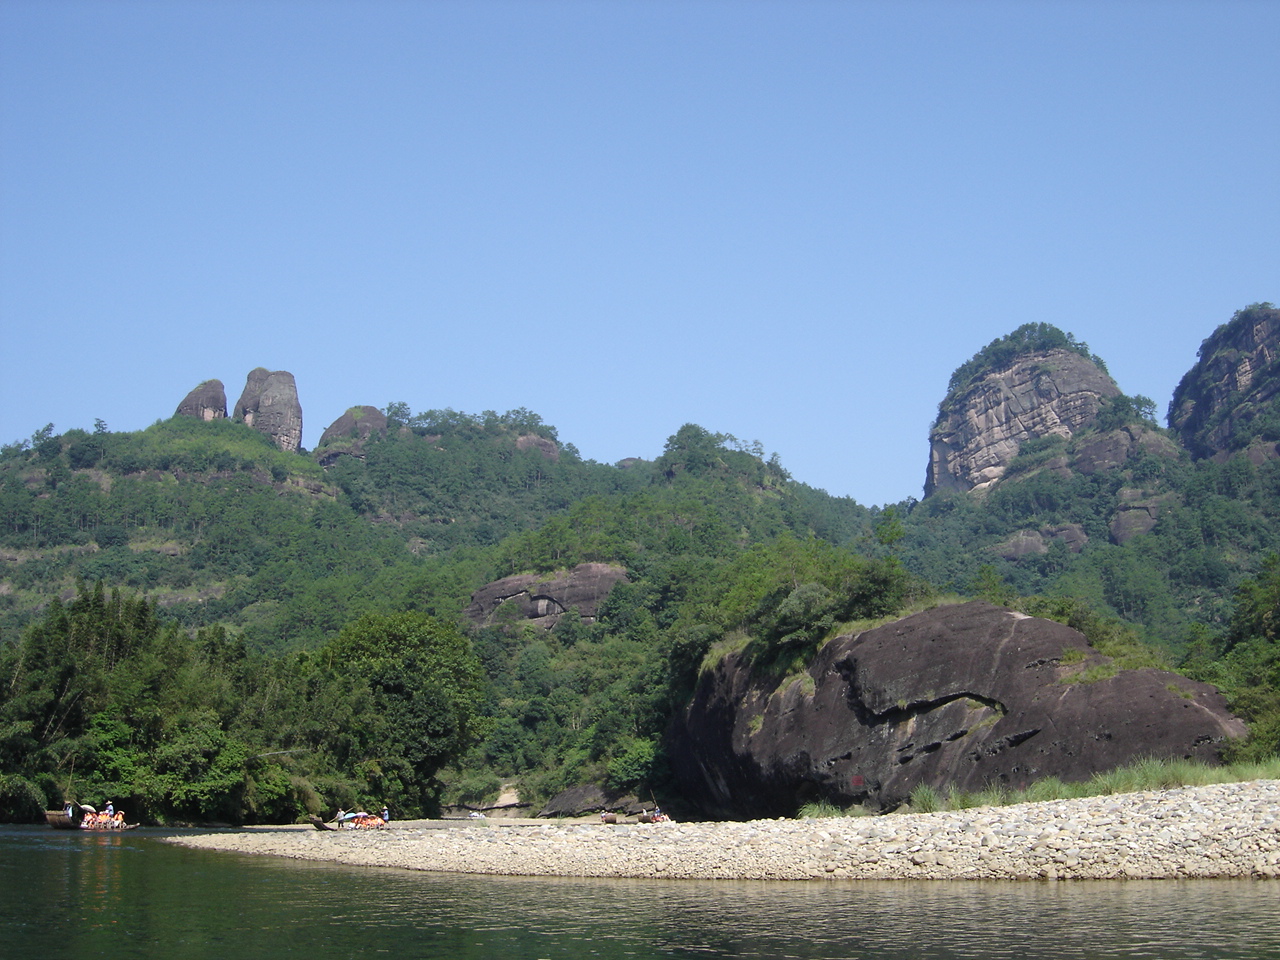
2,311,1279,823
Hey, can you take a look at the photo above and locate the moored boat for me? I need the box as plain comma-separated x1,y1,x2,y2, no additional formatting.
44,809,80,829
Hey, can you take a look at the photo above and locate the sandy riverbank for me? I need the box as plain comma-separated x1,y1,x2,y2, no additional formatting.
164,779,1280,881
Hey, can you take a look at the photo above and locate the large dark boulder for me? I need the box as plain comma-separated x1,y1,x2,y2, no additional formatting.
175,380,227,421
465,562,628,631
234,368,303,453
670,601,1245,819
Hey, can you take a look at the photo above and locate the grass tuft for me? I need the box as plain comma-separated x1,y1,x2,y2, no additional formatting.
797,800,870,819
909,782,942,813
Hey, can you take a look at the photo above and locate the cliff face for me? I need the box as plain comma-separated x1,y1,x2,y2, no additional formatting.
669,602,1245,819
1168,303,1280,461
926,348,1121,496
234,368,304,453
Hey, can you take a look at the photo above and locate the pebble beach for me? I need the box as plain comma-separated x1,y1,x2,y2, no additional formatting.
165,779,1280,882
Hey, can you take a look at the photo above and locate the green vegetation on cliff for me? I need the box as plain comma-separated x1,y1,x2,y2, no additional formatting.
937,322,1108,423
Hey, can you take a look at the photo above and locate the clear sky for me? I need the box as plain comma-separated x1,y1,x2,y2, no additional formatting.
2,1,1276,506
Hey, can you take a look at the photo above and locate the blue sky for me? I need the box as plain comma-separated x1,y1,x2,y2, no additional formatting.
1,0,1276,506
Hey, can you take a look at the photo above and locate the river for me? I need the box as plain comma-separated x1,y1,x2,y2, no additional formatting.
2,825,1276,959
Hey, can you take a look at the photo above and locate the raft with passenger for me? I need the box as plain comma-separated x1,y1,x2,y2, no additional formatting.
338,811,387,829
45,802,138,830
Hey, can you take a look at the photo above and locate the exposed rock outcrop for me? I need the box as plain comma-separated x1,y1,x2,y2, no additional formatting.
516,434,560,461
1070,424,1182,474
465,562,629,631
175,380,227,422
316,406,388,465
669,602,1245,819
234,368,303,453
927,348,1121,496
1109,488,1177,545
1169,303,1280,461
992,524,1088,560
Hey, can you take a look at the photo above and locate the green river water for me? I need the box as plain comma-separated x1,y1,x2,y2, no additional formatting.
2,825,1277,959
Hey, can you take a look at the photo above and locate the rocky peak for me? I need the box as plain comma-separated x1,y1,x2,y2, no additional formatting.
174,380,227,422
1168,303,1280,461
926,327,1121,496
234,368,304,453
316,406,388,465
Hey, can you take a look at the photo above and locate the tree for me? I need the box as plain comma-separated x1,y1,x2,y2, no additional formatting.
383,401,412,428
1228,554,1280,649
874,506,905,550
323,612,490,815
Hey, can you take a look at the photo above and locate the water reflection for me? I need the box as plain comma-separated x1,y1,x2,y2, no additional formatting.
3,826,1276,960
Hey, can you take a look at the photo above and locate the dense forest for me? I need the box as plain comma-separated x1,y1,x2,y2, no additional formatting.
2,306,1278,823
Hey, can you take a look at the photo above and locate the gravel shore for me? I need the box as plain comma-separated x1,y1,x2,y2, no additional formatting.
164,779,1280,881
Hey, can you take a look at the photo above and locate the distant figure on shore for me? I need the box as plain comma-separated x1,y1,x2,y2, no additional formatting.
381,806,390,822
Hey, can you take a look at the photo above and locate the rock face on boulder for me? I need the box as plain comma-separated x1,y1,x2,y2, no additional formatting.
465,562,628,631
536,784,647,818
175,380,227,421
1169,303,1280,461
316,406,388,465
927,348,1121,496
234,368,303,453
669,602,1245,819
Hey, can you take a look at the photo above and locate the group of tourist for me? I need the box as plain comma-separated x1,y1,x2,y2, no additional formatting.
335,806,390,829
66,799,128,829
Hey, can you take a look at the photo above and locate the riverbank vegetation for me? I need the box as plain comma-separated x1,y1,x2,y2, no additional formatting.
797,756,1280,819
0,585,487,824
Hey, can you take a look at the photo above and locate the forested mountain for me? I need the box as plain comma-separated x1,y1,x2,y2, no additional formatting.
1,303,1277,824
